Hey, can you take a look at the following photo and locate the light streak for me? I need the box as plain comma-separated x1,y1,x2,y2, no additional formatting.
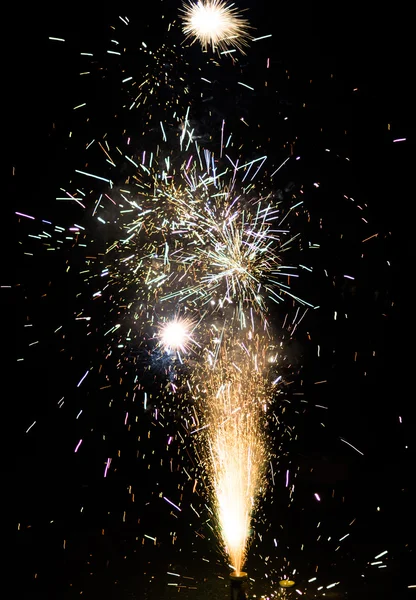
340,437,364,455
163,496,182,512
252,34,272,42
77,370,89,387
25,421,36,433
238,81,254,91
16,211,35,220
75,169,113,184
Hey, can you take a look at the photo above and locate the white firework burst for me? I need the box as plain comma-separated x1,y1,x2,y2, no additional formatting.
181,0,252,54
158,316,195,354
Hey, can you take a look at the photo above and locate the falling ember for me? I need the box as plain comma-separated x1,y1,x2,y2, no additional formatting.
181,0,252,54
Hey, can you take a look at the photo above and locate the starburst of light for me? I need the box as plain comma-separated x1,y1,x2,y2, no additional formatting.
177,197,295,320
181,0,252,54
158,316,195,353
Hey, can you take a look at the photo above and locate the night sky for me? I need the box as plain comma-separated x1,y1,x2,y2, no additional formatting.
9,3,412,599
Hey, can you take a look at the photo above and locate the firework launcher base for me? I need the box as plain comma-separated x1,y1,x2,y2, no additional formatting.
230,572,248,600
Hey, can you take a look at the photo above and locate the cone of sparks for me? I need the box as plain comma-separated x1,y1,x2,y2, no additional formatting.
197,334,273,574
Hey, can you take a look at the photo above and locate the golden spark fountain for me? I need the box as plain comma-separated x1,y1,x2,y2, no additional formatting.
197,333,273,594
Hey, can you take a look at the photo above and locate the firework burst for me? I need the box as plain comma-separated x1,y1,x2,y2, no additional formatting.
158,315,196,354
56,118,307,343
181,0,252,54
167,192,300,324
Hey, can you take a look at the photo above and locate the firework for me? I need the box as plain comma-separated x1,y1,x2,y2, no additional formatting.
49,117,306,343
15,10,402,599
191,332,276,574
208,378,265,575
158,316,195,354
164,189,303,325
181,0,252,54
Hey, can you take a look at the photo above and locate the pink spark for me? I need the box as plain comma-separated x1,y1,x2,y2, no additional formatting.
15,211,35,220
163,496,182,512
74,439,83,453
77,370,89,387
104,458,112,477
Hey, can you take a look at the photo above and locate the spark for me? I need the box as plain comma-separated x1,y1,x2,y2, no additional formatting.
77,370,89,387
340,437,364,455
16,211,35,220
163,496,182,512
238,81,254,91
252,34,272,42
75,169,113,184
